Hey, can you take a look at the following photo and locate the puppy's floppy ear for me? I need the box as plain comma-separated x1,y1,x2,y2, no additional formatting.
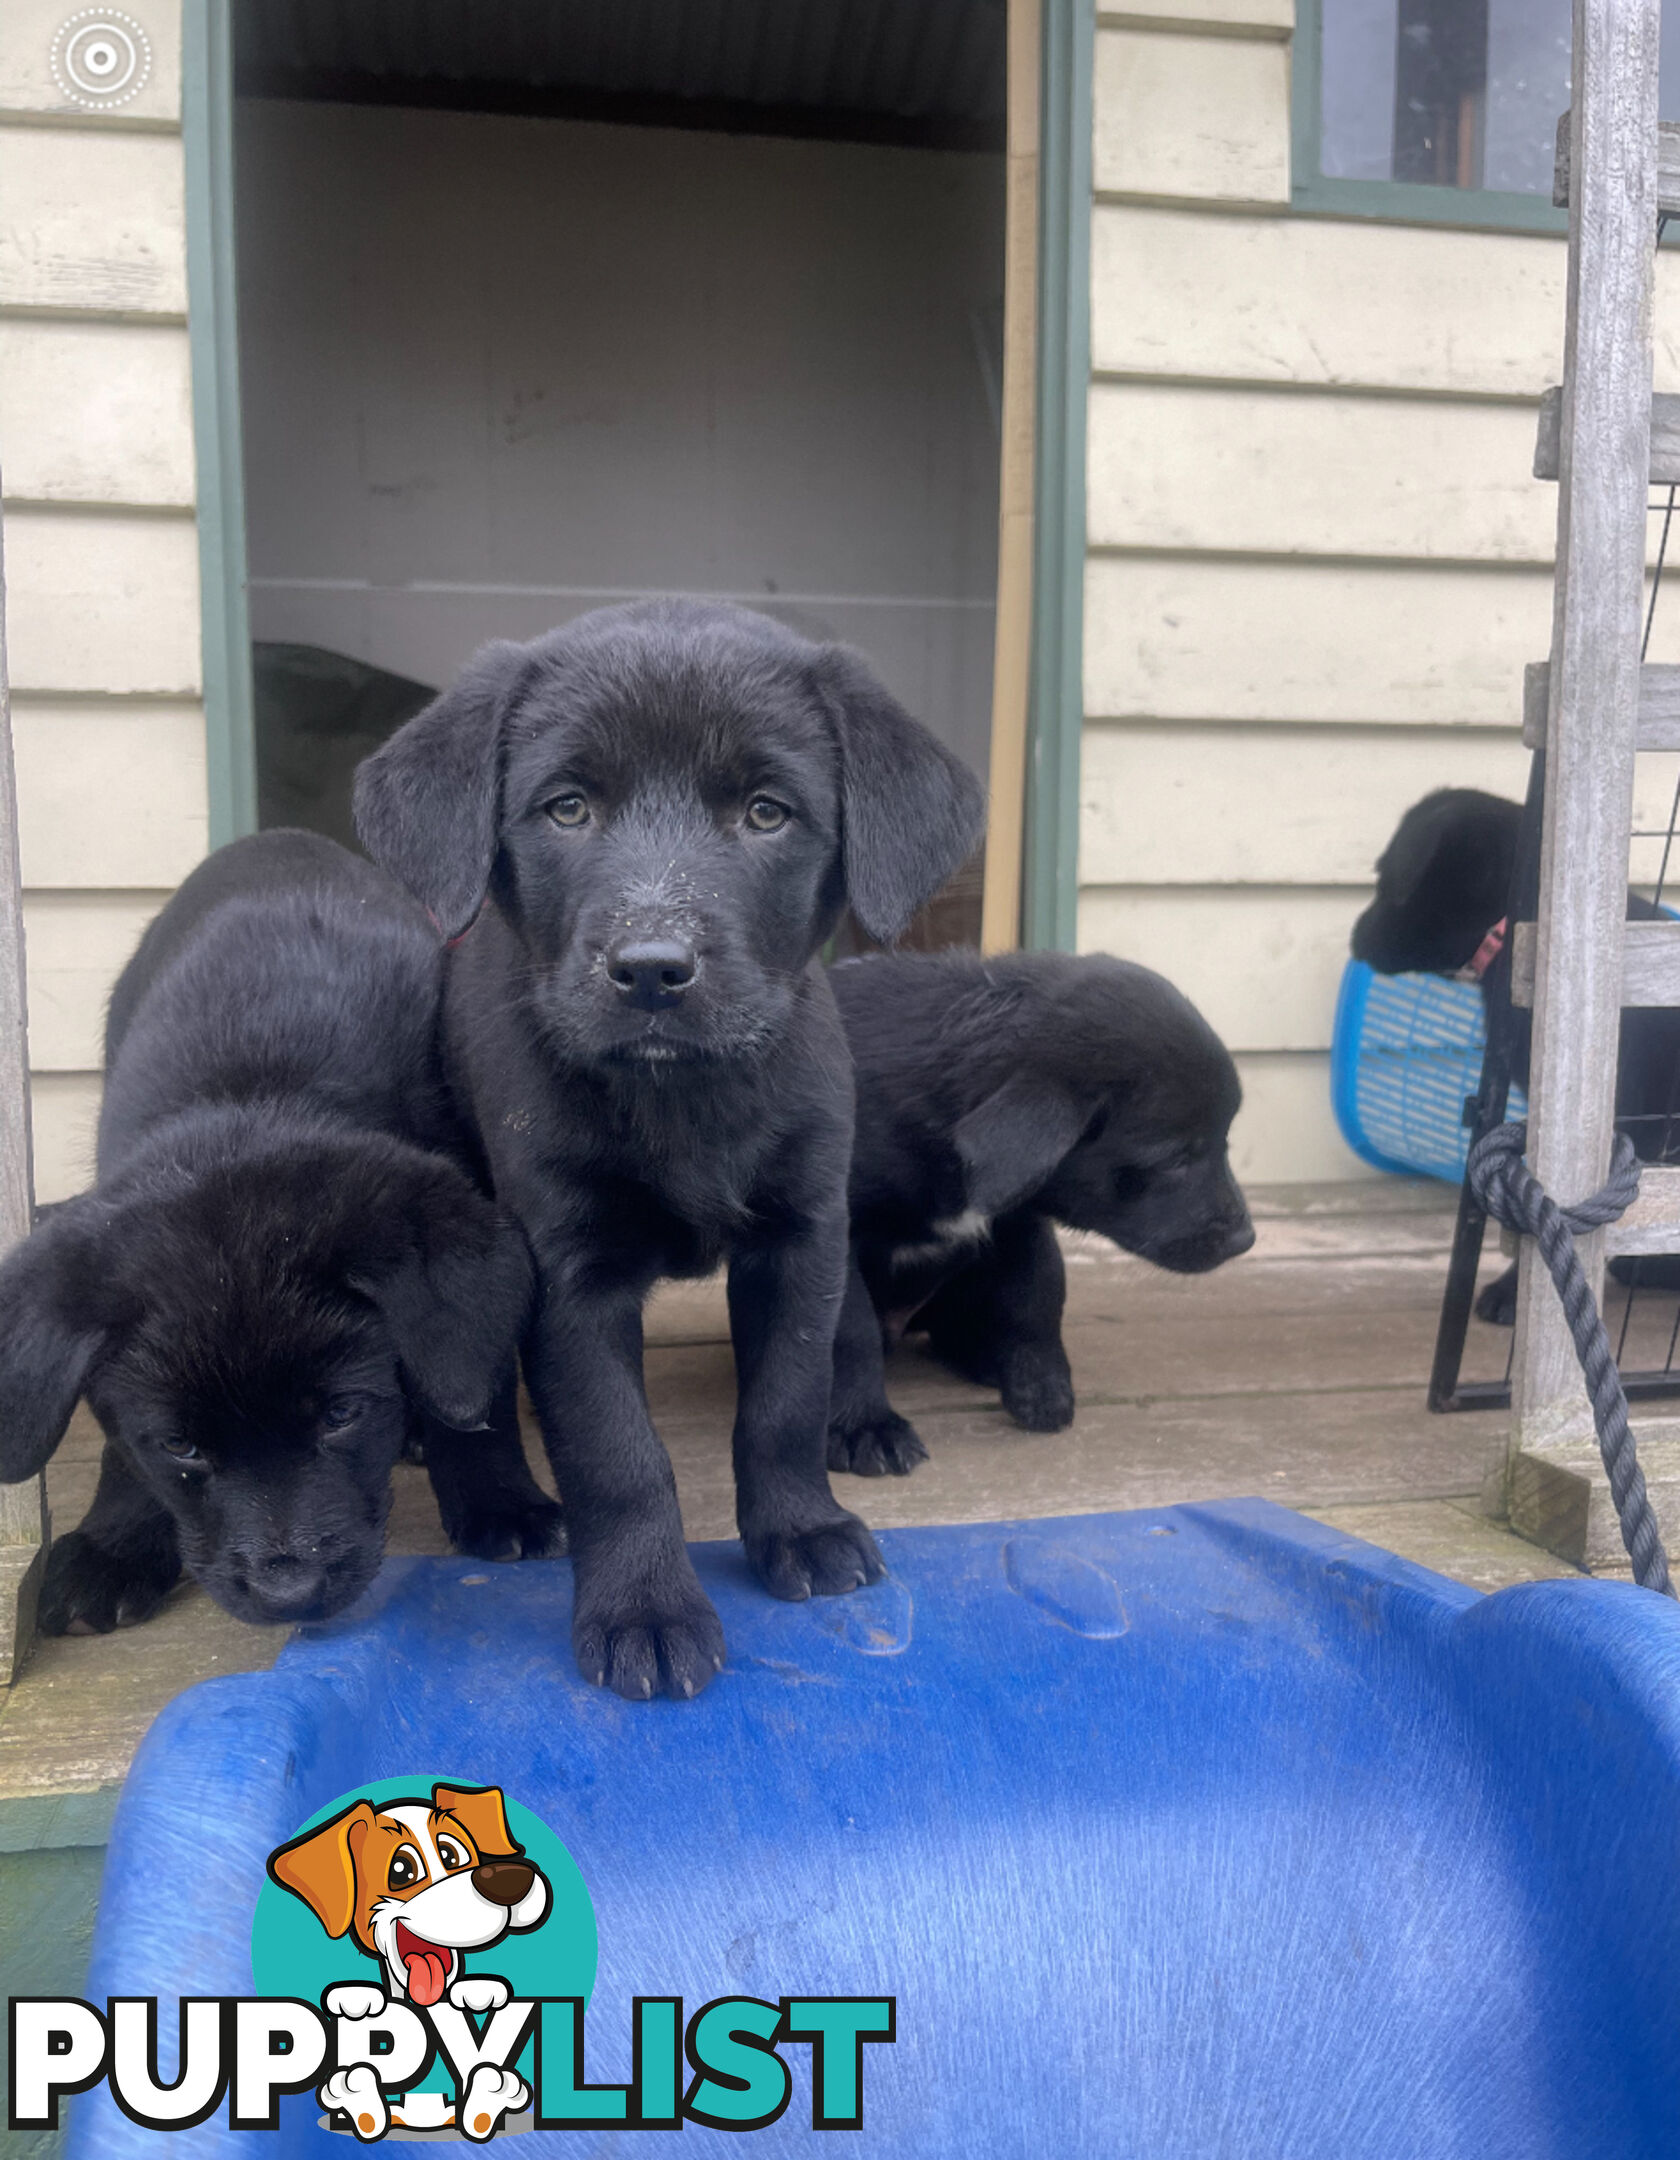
353,1160,535,1433
433,1784,522,1859
1381,800,1458,912
955,1075,1091,1220
0,1202,108,1482
353,640,529,940
814,645,986,945
268,1801,377,1939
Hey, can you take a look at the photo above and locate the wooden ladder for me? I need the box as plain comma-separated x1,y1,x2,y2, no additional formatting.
1506,0,1680,1572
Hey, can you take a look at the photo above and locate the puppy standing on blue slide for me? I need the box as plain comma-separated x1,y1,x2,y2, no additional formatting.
0,830,557,1633
355,599,984,1701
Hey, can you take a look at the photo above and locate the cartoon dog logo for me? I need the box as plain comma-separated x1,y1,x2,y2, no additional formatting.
269,1783,550,2138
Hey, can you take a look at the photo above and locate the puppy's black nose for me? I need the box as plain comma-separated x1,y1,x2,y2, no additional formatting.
473,1860,537,1907
249,1551,329,1618
607,937,695,1009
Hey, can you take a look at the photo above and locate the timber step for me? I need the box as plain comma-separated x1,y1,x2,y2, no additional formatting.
1511,917,1680,1009
1553,108,1680,216
1522,658,1680,748
1602,1164,1680,1255
1490,1164,1680,1257
1534,386,1680,484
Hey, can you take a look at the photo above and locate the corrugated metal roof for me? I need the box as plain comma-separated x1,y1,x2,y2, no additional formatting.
235,0,1007,130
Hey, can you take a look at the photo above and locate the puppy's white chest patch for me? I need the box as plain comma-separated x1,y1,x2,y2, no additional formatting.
889,1208,992,1275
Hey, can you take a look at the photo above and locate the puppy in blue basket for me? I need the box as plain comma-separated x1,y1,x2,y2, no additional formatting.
825,951,1255,1474
1352,787,1680,1321
0,830,558,1633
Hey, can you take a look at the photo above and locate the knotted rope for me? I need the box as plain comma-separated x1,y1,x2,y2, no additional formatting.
1467,1123,1674,1595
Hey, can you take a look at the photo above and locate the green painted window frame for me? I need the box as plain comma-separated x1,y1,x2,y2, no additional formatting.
1291,0,1569,236
182,0,257,848
1023,0,1093,953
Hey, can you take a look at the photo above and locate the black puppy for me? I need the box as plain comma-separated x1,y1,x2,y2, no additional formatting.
1350,789,1521,982
1351,788,1680,1319
354,599,985,1701
0,830,557,1633
825,951,1255,1473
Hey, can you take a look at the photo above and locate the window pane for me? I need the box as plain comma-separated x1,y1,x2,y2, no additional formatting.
1483,2,1570,194
1321,0,1680,195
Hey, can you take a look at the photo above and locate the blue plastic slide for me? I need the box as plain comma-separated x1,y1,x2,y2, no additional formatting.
62,1502,1680,2154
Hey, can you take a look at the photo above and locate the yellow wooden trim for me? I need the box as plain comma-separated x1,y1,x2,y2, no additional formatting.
981,0,1042,954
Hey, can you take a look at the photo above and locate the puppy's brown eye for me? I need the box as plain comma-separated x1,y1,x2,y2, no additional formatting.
547,793,589,828
387,1846,423,1891
436,1837,469,1871
321,1397,362,1435
159,1435,201,1463
744,798,789,833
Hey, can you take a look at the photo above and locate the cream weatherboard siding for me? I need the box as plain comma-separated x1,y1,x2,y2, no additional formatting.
6,0,1666,1199
0,0,205,1202
1082,4,1680,1182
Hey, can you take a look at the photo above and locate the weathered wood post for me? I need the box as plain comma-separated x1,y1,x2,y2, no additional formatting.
1509,0,1665,1556
0,492,48,1682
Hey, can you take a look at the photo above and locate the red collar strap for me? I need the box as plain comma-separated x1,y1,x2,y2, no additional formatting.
1466,917,1508,980
428,907,481,952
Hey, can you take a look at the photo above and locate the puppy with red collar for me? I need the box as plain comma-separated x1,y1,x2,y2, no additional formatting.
1351,788,1680,1320
270,1782,549,2137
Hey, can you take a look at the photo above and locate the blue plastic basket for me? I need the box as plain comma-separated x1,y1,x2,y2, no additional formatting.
1331,958,1526,1183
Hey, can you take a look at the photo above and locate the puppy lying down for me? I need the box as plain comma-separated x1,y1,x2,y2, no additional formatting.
827,951,1255,1473
0,829,557,1632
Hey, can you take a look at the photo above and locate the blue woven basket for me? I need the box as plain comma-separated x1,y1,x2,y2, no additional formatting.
1331,959,1527,1183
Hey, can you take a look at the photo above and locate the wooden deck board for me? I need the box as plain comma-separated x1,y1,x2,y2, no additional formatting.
0,1185,1592,1803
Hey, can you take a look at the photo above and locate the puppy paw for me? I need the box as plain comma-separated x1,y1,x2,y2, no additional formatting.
443,1489,566,1563
744,1508,886,1602
448,1975,510,2014
37,1532,179,1636
323,1984,387,2021
998,1352,1076,1433
827,1412,928,1478
1475,1265,1519,1329
319,2064,389,2142
459,2064,529,2141
573,1570,726,1701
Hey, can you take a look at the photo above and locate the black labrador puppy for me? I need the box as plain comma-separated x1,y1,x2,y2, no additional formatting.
354,599,984,1701
826,951,1255,1473
1349,789,1521,983
1351,787,1680,1318
0,830,556,1633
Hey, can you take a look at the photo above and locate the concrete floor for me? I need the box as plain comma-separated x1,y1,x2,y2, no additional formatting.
0,1179,1586,1810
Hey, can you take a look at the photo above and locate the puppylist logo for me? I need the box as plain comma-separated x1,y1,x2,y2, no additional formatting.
8,1776,895,2141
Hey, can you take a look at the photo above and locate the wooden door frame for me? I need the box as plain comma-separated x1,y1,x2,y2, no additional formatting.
982,0,1092,955
184,0,1092,941
183,0,256,848
0,490,49,1686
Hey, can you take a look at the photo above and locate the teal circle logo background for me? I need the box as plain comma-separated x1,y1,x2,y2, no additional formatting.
251,1776,597,2099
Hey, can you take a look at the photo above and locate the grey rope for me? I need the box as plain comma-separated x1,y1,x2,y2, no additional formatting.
1467,1123,1674,1595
